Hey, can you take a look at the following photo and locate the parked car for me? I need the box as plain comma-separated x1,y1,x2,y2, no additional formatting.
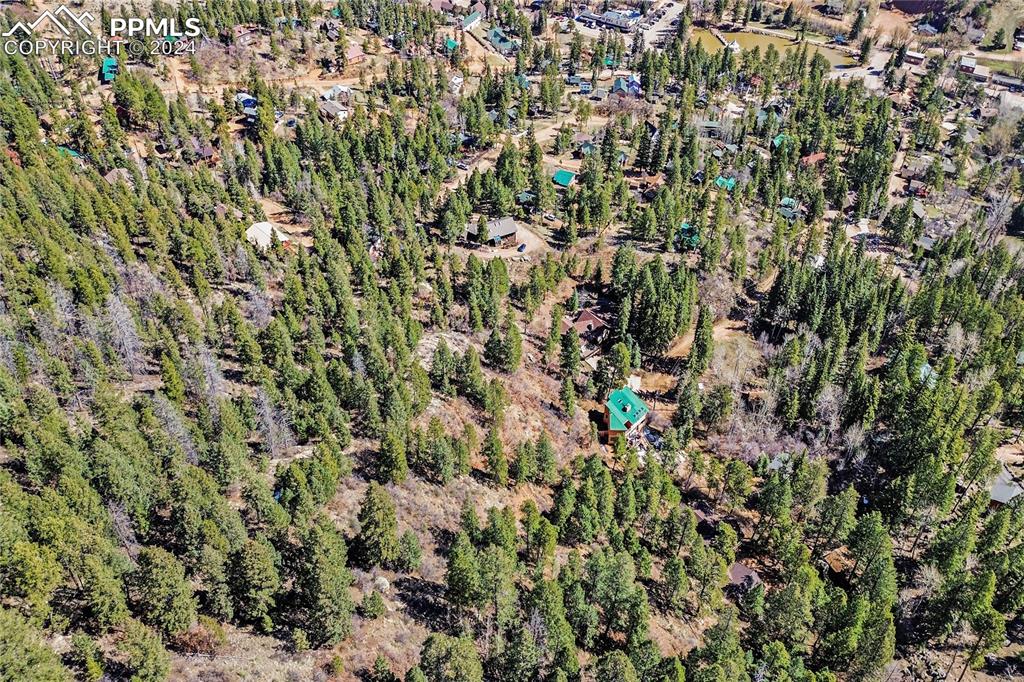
456,161,469,170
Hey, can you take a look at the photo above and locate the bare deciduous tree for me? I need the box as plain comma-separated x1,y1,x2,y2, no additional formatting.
107,500,141,562
256,388,294,458
152,393,199,465
105,294,144,377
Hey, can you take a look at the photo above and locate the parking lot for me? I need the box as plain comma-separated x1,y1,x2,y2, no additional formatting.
642,1,686,47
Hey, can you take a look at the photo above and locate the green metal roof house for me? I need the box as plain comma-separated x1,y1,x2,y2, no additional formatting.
678,222,699,249
604,386,649,440
715,176,736,192
487,27,517,54
552,169,576,188
771,133,789,148
780,197,801,221
444,38,458,52
100,57,118,84
462,11,481,30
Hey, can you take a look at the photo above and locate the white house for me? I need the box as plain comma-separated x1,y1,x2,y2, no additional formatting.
246,222,290,250
321,84,352,102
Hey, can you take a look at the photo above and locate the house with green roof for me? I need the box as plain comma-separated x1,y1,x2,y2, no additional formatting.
677,222,699,250
603,386,650,441
487,27,517,55
715,176,736,192
443,38,459,53
779,196,801,221
462,11,482,30
552,169,576,188
577,141,597,157
99,57,118,84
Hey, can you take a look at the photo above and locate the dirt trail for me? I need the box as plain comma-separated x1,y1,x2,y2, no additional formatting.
665,317,748,360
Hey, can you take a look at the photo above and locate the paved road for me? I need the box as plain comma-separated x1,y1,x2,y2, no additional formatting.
829,47,890,90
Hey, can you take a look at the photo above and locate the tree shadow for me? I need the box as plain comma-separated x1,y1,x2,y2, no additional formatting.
392,575,456,634
429,524,457,553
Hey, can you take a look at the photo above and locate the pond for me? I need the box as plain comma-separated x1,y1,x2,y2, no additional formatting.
691,28,855,68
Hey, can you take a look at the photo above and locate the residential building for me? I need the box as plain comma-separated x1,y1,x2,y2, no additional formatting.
822,0,845,15
727,562,762,593
466,216,519,245
246,222,290,250
318,100,350,122
603,386,650,441
345,43,367,65
904,50,926,65
893,0,948,13
322,85,352,102
487,27,518,55
560,308,608,345
552,169,576,188
990,465,1024,508
99,56,118,84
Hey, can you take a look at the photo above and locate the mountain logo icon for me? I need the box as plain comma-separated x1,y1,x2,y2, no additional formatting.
3,6,96,38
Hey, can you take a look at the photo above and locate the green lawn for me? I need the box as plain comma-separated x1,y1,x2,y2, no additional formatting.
975,56,1022,77
986,0,1023,53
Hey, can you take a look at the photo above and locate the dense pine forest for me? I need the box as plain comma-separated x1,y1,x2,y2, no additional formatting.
1,0,1024,681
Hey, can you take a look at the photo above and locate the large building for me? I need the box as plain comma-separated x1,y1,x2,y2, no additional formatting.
575,9,640,32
